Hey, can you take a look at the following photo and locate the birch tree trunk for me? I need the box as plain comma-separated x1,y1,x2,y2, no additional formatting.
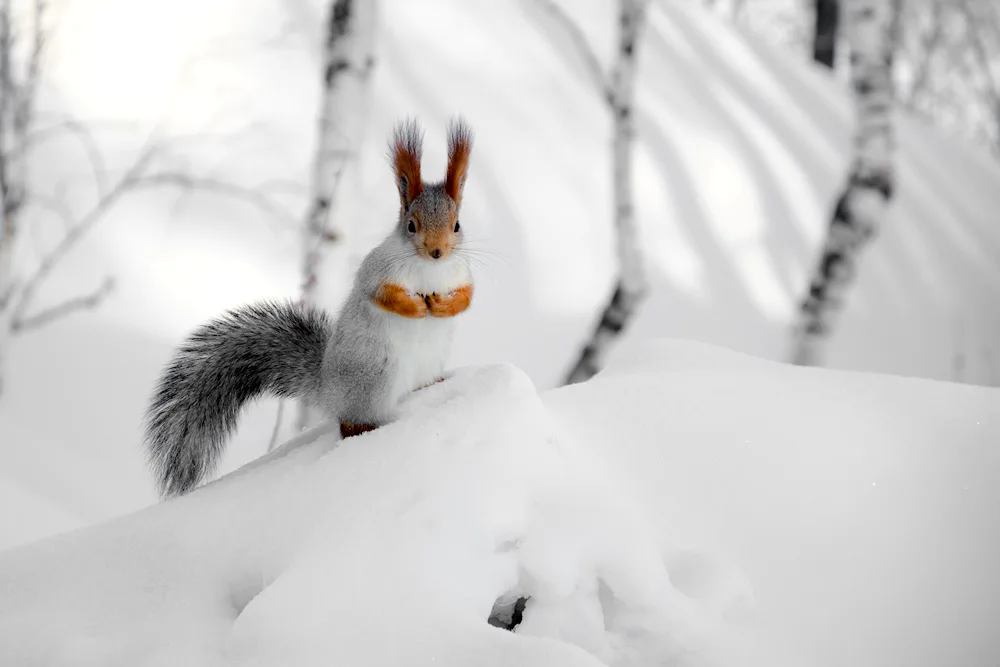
294,0,377,432
0,0,25,400
0,203,11,400
564,0,650,385
300,0,376,309
792,0,897,366
0,175,19,401
813,0,840,68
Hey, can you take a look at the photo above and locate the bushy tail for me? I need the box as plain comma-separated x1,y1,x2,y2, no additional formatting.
144,300,332,498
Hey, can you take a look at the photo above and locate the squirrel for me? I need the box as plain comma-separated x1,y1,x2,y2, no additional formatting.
143,117,475,498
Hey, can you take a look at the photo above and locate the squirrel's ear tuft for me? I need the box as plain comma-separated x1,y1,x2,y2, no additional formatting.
389,118,424,208
445,116,473,206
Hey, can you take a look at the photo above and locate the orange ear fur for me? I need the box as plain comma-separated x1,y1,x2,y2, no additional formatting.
445,117,473,205
390,118,424,207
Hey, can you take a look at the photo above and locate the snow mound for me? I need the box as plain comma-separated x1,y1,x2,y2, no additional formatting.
549,340,1000,667
2,343,999,667
0,363,729,666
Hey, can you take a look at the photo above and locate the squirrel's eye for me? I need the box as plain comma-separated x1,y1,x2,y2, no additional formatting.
454,221,461,233
407,220,416,234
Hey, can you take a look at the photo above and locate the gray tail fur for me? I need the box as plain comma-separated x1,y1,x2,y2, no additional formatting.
144,300,332,498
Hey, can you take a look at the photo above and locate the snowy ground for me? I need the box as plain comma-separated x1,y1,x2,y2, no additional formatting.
1,341,998,667
1,0,999,663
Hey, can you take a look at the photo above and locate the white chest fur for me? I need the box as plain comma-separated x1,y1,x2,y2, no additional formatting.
393,254,471,295
384,314,454,401
385,256,471,400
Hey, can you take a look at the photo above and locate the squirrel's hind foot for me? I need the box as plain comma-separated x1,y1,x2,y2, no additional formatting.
340,421,378,439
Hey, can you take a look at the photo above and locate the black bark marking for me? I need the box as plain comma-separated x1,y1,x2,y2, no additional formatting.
324,59,351,86
327,0,352,47
813,0,840,68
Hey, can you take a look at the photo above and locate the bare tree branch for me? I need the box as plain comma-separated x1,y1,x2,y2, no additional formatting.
136,171,299,228
8,151,299,330
25,189,74,230
0,275,13,311
7,144,156,326
0,0,13,117
532,0,614,103
14,0,45,137
10,275,113,333
23,116,110,196
903,1,944,107
959,0,1000,135
0,3,304,396
258,177,310,198
7,135,299,327
0,3,16,399
0,0,17,214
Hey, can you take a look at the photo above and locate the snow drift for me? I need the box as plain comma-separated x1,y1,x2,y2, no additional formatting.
1,340,997,667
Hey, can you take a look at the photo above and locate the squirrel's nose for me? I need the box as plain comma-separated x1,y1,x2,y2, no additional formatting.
429,248,442,259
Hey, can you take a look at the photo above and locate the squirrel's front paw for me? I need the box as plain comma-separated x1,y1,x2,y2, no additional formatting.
426,285,473,318
374,281,428,318
425,292,448,317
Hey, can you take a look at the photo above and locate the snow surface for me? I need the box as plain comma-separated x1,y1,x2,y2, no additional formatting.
1,341,998,667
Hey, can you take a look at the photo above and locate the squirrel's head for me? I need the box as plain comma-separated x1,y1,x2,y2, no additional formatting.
389,117,473,261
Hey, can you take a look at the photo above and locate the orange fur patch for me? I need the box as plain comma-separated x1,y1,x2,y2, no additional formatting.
427,284,473,318
445,118,473,205
421,227,454,259
340,421,378,438
391,119,424,206
373,282,428,318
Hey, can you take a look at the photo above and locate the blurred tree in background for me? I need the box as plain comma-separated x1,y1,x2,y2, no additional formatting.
709,0,1000,153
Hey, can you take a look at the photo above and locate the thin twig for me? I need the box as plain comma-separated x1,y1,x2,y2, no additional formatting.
267,400,285,452
25,189,74,230
258,177,310,197
0,0,13,115
0,277,14,311
960,1,1000,127
22,116,110,196
136,171,299,228
10,275,113,333
14,0,45,136
902,1,943,106
7,144,157,326
532,0,614,103
0,0,16,211
10,138,297,326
